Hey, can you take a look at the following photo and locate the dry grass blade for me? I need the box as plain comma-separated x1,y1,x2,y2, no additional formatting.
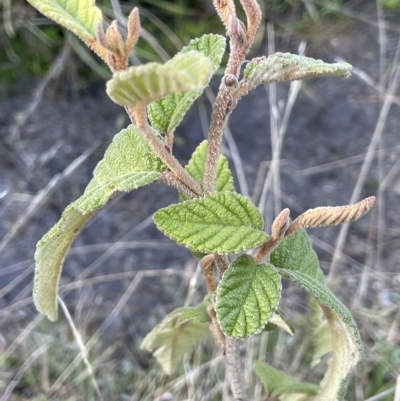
285,196,376,237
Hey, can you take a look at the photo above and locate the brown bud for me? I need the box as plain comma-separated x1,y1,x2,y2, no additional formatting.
126,7,140,55
106,20,126,57
213,0,236,31
239,0,262,48
271,208,290,240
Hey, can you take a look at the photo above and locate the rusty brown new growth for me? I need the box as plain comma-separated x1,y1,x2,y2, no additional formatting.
213,0,236,31
239,0,262,48
95,15,139,72
285,196,376,237
126,8,140,55
254,208,290,263
200,254,216,292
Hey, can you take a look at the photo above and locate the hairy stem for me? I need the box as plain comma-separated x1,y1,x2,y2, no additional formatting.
128,106,203,197
156,171,199,199
225,337,246,400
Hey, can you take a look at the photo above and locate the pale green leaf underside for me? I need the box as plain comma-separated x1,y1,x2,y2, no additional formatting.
34,125,165,321
271,229,324,281
244,52,352,89
154,192,267,254
107,51,212,107
180,140,234,201
148,34,226,133
254,360,319,397
216,255,281,338
267,311,295,335
140,304,211,375
276,268,362,350
75,124,166,213
27,0,102,43
34,205,95,321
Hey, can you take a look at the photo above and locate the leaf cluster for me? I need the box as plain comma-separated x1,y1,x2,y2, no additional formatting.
27,1,375,400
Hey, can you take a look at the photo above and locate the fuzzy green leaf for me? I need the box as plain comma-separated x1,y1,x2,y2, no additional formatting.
75,125,166,212
275,268,362,351
27,0,102,43
107,51,212,107
314,307,361,401
254,360,320,398
154,192,267,254
34,205,95,321
34,125,165,321
309,295,332,367
215,255,281,338
148,34,226,133
180,140,234,202
140,304,211,375
271,229,324,281
244,53,352,90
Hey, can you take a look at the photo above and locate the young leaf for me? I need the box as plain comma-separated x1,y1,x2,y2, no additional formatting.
34,205,95,321
180,140,234,201
75,124,166,213
34,124,166,321
314,307,361,401
215,255,282,338
309,295,332,367
27,0,102,47
266,311,295,335
140,304,211,375
148,34,226,133
243,52,352,90
107,51,212,107
154,192,267,254
254,360,320,398
270,229,324,281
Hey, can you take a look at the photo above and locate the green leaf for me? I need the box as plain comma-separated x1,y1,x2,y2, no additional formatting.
34,124,165,321
27,0,102,44
107,51,212,107
243,53,352,89
180,140,234,202
254,360,320,397
309,295,332,367
265,311,295,335
314,307,361,401
148,34,226,133
275,268,361,349
140,304,211,375
75,125,166,213
154,192,267,254
271,229,361,400
34,205,95,321
215,255,281,338
270,229,324,281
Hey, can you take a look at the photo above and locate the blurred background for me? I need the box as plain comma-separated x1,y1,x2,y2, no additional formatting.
0,0,399,400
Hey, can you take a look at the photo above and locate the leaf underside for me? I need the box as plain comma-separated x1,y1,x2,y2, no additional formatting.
34,125,166,321
107,51,212,108
140,304,211,375
244,52,352,89
154,192,267,254
148,34,226,133
216,255,281,338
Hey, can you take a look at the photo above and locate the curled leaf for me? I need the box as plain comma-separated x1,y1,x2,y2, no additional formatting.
285,196,375,237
